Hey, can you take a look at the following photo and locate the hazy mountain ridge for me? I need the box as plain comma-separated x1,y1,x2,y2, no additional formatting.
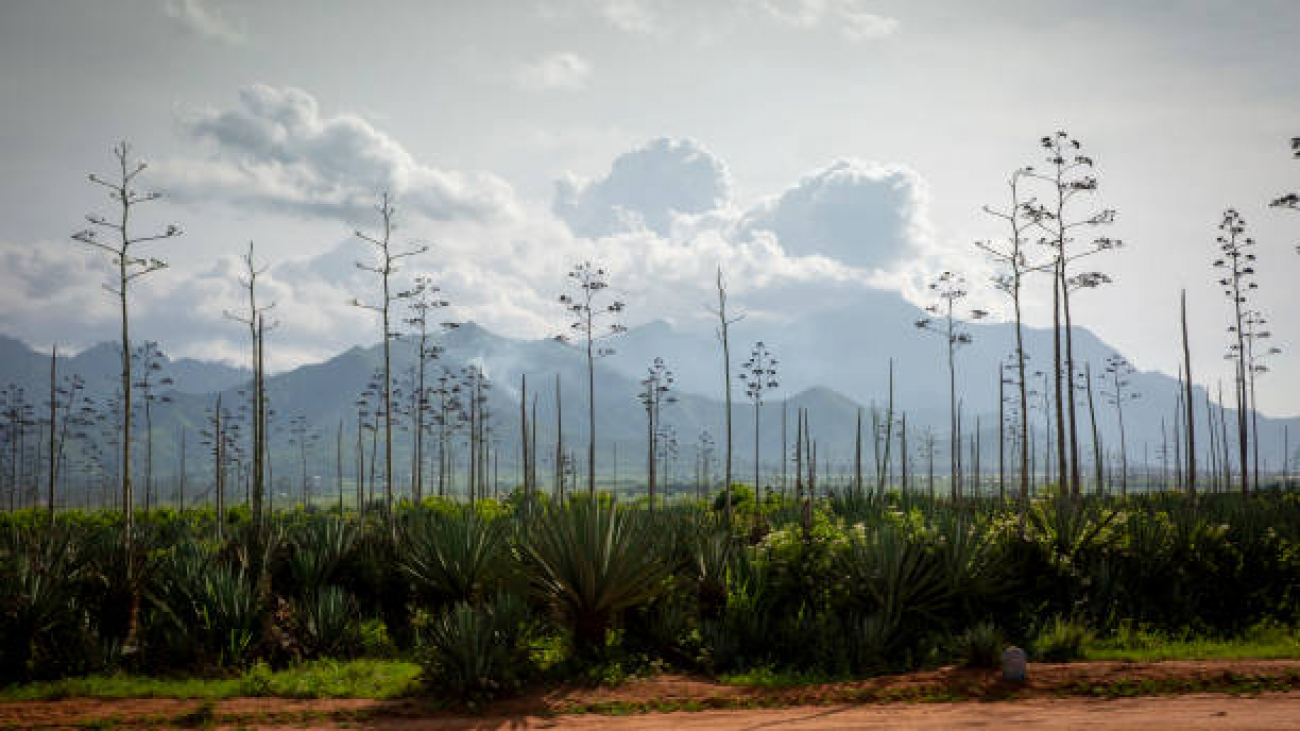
2,292,1296,486
0,335,251,396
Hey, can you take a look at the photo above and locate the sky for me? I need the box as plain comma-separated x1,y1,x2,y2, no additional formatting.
0,0,1297,414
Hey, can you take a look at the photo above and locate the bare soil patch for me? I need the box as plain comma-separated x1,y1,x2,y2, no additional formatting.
2,660,1298,729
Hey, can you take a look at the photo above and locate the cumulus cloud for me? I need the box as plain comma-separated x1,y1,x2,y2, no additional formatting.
0,241,116,346
553,137,734,238
120,247,377,371
736,160,928,270
551,139,927,274
161,0,246,45
760,0,899,41
252,173,874,358
389,215,866,344
537,138,950,335
159,85,518,223
16,114,945,372
514,53,592,91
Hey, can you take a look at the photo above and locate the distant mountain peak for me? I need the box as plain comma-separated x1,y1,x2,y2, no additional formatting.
448,319,488,338
0,334,33,357
789,384,859,405
77,341,122,358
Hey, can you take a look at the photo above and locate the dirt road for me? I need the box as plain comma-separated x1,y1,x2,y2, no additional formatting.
360,693,1300,729
2,661,1299,729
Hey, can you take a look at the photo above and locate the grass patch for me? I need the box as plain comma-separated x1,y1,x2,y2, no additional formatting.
0,659,421,701
1085,625,1300,662
718,666,844,688
1,675,243,701
1059,671,1300,699
566,697,766,715
236,658,421,699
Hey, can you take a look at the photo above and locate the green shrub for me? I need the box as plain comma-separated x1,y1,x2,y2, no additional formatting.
0,525,94,681
152,544,262,668
525,500,671,655
238,661,275,696
951,621,1004,668
846,612,898,672
285,519,356,599
294,586,361,659
198,567,262,667
416,593,533,705
1034,616,1094,662
691,528,734,620
625,596,698,664
348,526,415,650
836,525,948,628
712,484,754,512
398,509,508,610
357,618,396,658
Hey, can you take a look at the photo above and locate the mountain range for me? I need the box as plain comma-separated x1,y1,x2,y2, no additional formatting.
2,286,1296,499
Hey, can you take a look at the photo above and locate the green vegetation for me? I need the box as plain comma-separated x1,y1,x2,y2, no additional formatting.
0,659,420,701
718,667,842,688
1033,617,1095,662
1085,623,1300,662
952,621,1005,668
414,595,533,704
3,489,1300,706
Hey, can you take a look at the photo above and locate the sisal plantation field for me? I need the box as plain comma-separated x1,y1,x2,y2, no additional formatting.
4,488,1300,712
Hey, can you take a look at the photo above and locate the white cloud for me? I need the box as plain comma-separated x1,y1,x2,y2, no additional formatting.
759,0,898,41
596,0,656,33
514,52,593,91
736,160,928,270
551,139,927,273
255,161,881,355
553,137,734,238
0,241,116,347
158,85,518,223
18,112,938,372
161,0,246,45
839,5,899,41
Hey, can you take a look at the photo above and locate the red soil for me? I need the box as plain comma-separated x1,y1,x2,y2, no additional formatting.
1,660,1298,730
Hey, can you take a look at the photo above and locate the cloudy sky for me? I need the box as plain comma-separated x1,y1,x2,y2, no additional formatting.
1,0,1297,413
